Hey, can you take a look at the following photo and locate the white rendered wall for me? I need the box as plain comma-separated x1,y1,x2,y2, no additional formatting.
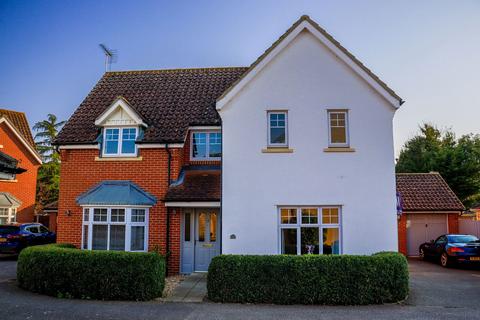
219,30,398,255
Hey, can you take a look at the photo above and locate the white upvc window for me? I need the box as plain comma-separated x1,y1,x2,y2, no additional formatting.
0,207,17,224
327,110,349,147
81,207,148,252
279,206,341,255
190,131,221,160
267,111,288,147
102,127,138,157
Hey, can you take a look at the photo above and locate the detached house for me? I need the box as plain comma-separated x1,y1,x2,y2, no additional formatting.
55,16,403,274
0,109,42,224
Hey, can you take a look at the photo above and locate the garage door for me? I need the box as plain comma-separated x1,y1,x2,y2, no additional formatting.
407,214,448,256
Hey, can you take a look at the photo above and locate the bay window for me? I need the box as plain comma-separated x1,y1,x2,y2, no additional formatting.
279,206,341,255
103,127,138,157
82,207,148,252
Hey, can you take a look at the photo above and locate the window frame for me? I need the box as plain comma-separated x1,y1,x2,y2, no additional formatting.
190,130,222,161
327,110,349,147
267,111,288,147
278,206,342,255
102,127,138,157
0,207,17,224
81,206,149,252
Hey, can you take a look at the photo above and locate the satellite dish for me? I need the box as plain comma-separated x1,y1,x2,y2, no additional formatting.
99,44,117,72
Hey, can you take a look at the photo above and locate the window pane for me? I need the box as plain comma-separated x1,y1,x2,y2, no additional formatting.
322,208,339,224
93,208,107,222
0,217,7,224
192,133,207,158
270,128,286,144
131,226,145,251
83,208,89,222
92,225,108,250
110,225,125,251
105,129,119,154
198,212,206,242
301,227,319,254
210,212,217,242
281,228,297,254
184,213,191,242
331,127,346,144
301,208,318,224
208,133,221,158
121,128,136,154
111,209,125,222
131,209,145,222
82,225,88,249
281,208,297,224
323,228,340,254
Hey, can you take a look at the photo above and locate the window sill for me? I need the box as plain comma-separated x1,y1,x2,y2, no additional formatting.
0,179,17,183
323,147,355,153
262,147,294,153
95,156,143,161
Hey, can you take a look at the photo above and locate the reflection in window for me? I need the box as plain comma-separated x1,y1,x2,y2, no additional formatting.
281,228,297,254
301,208,318,224
323,228,340,254
210,212,217,242
192,133,207,158
268,112,287,146
109,225,126,250
209,133,221,158
131,226,145,251
301,227,319,254
198,212,206,242
184,213,191,242
92,225,108,250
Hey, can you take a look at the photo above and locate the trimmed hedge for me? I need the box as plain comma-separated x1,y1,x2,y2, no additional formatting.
207,252,408,305
17,244,165,301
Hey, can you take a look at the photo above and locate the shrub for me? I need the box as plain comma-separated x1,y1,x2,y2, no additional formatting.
207,252,408,305
17,244,165,301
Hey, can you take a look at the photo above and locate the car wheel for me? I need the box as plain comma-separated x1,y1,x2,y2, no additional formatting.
419,248,425,260
440,252,450,267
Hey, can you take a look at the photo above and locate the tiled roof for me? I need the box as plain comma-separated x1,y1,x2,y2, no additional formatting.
165,167,220,202
0,109,35,148
0,192,22,207
55,67,248,145
77,181,157,206
396,173,464,212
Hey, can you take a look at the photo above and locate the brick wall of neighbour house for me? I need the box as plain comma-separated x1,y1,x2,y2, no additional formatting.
448,213,459,234
183,132,221,167
0,122,39,222
58,146,184,274
397,214,407,255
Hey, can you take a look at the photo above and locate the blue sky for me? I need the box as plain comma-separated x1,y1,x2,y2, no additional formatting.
1,0,479,154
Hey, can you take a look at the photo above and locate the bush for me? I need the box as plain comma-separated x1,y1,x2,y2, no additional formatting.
207,252,408,305
17,244,165,301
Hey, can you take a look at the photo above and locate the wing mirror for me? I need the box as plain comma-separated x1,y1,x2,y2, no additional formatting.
429,239,435,243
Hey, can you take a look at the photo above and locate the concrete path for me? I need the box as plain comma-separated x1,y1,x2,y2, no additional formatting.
166,272,207,302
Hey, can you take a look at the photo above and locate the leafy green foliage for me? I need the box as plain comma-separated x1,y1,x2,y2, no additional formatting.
17,244,165,301
207,253,409,305
396,124,480,207
33,114,65,208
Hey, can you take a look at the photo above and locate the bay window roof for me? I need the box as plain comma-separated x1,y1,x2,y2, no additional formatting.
77,181,156,206
0,192,22,207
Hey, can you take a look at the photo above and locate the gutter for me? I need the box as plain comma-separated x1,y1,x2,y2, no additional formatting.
165,143,172,274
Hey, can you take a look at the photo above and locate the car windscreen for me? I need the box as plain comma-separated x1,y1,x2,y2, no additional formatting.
0,226,20,235
449,235,479,243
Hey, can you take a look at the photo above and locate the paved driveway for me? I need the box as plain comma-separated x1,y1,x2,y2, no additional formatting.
0,256,479,320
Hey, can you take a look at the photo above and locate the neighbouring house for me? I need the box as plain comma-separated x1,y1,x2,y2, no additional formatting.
0,109,42,224
36,200,58,232
54,15,404,274
396,172,464,256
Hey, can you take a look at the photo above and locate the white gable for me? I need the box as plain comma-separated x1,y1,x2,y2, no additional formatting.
216,16,403,110
95,97,147,127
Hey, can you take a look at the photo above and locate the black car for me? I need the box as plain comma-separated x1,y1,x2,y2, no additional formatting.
419,234,480,267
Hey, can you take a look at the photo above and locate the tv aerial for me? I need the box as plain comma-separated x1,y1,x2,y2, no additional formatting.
99,44,117,72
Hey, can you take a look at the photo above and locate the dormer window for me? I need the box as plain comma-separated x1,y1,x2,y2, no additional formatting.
191,131,221,160
103,127,137,156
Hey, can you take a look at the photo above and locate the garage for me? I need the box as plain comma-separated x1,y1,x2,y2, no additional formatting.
396,173,464,256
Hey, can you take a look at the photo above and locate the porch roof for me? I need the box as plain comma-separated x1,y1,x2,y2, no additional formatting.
165,167,220,202
0,192,22,207
77,181,156,206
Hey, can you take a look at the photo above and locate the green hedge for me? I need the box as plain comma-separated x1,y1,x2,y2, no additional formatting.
17,244,165,301
207,252,408,305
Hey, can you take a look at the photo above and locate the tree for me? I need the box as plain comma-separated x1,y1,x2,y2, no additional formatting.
396,123,480,207
33,114,65,209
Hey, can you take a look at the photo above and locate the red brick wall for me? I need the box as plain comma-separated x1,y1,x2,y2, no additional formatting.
397,214,407,255
0,122,39,222
448,213,459,234
58,146,184,273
